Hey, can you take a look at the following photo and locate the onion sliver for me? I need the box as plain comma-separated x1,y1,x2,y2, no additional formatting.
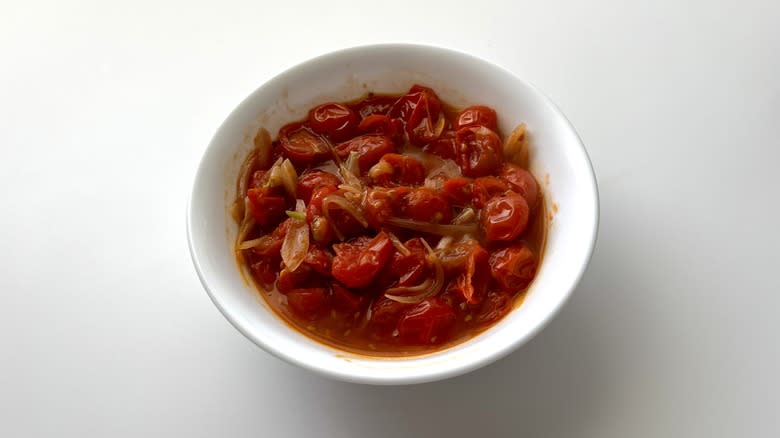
281,200,309,272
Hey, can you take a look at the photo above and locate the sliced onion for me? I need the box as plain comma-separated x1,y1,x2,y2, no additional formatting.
253,127,273,170
433,114,447,137
368,157,393,181
386,231,411,256
264,157,284,189
279,158,298,198
238,237,266,250
504,122,529,168
423,159,462,190
452,207,476,225
385,239,444,303
385,217,478,237
281,200,309,272
321,194,369,240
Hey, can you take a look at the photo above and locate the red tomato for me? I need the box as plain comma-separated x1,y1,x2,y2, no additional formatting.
481,191,530,242
400,188,452,223
335,134,396,173
331,232,394,288
249,218,291,257
369,296,412,327
306,186,339,243
500,163,539,210
330,283,365,313
472,176,508,208
454,126,504,177
304,245,332,277
424,129,457,160
364,188,394,229
353,95,397,119
250,258,278,288
277,265,312,293
357,114,403,142
454,105,498,131
451,243,490,304
387,85,443,146
297,170,340,204
370,153,425,187
287,288,328,320
390,238,428,287
397,298,456,344
308,103,358,141
489,244,538,291
475,290,513,325
279,122,329,166
442,177,473,206
246,187,287,230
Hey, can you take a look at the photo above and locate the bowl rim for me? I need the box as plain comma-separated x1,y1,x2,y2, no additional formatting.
186,42,600,385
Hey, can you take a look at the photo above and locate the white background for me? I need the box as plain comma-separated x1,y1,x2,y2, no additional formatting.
2,1,778,436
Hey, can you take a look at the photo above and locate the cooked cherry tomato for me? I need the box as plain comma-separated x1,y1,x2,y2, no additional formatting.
451,242,490,304
369,296,412,329
472,176,509,208
246,187,287,230
250,258,278,288
424,129,457,160
489,244,538,291
397,298,456,344
249,218,291,257
390,238,428,287
352,95,397,119
309,103,358,141
335,134,396,173
304,245,332,277
331,232,394,288
454,126,504,177
481,191,530,242
287,288,328,320
307,186,339,243
500,163,539,210
454,105,498,131
442,177,473,205
357,114,403,142
400,188,452,223
475,290,513,325
297,170,340,204
277,264,312,293
330,283,365,313
370,153,425,187
279,123,329,166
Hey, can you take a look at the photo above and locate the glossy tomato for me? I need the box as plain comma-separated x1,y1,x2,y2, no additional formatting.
454,126,504,177
331,232,394,288
308,103,358,141
489,244,538,291
480,191,529,242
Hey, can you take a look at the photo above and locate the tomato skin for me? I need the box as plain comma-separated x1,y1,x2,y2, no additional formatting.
475,290,513,325
390,238,428,287
250,258,278,288
278,122,329,166
287,288,328,320
481,191,530,242
400,188,452,223
304,245,332,277
370,153,425,187
330,283,365,313
452,243,490,304
499,163,539,210
246,187,287,230
442,177,473,206
297,170,340,204
471,176,509,208
397,298,456,344
454,126,504,177
353,95,397,119
335,134,396,173
249,219,291,258
357,114,403,142
489,244,538,291
331,232,394,288
424,129,457,160
277,265,312,293
369,296,413,330
454,105,498,131
308,103,358,141
363,188,394,230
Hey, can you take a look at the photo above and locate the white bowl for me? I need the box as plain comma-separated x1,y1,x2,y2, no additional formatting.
187,44,598,385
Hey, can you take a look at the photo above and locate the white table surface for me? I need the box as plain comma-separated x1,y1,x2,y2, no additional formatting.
2,1,779,436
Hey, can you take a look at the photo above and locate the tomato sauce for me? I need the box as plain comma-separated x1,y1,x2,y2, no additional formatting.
233,85,545,356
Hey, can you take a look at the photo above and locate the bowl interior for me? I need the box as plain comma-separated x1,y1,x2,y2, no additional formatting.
188,44,598,384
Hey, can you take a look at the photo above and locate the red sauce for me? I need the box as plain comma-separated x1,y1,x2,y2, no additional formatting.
234,85,545,356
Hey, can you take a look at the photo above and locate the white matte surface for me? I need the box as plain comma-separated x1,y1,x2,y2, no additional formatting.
1,0,778,436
